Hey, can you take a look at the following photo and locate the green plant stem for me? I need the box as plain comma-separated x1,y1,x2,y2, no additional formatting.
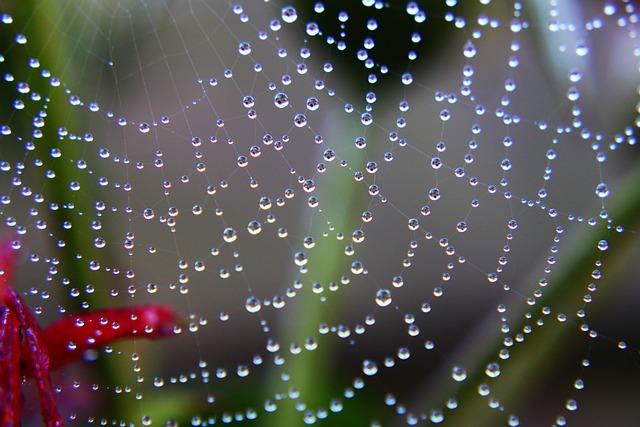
266,112,371,426
433,165,640,426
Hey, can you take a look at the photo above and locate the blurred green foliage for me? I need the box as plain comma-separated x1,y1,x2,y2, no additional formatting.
0,1,152,422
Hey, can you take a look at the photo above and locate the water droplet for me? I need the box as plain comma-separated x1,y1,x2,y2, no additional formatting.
238,41,252,55
362,359,378,376
463,40,476,58
245,296,261,313
274,92,289,108
223,227,237,243
375,289,392,307
575,42,589,57
452,366,467,382
281,6,298,23
595,182,610,198
485,362,501,378
247,220,262,235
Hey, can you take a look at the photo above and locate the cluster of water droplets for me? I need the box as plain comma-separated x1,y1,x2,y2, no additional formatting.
1,0,639,426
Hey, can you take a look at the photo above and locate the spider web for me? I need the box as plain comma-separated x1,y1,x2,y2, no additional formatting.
1,0,639,426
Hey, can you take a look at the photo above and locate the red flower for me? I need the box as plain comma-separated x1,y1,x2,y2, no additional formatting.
0,240,181,426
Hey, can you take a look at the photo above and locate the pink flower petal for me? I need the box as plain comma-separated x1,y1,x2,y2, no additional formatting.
0,307,22,426
42,305,181,369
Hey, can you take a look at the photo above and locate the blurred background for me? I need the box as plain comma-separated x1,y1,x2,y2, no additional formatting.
1,0,639,426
